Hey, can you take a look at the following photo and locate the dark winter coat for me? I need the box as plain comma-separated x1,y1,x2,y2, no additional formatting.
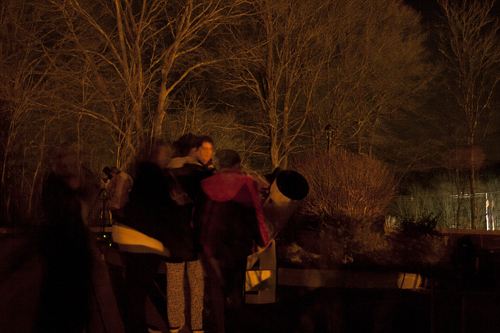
166,156,215,260
122,162,194,262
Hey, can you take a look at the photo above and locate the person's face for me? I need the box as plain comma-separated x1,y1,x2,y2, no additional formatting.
196,142,213,165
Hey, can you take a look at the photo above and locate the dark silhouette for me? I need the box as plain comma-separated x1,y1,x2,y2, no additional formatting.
450,235,478,289
35,144,94,333
118,139,192,333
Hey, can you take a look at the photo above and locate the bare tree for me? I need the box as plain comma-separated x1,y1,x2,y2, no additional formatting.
216,0,432,171
320,0,433,157
438,0,500,228
215,0,342,170
0,0,57,223
0,0,246,224
42,0,243,168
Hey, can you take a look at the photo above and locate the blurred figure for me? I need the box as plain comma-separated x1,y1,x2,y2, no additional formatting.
35,143,94,333
106,166,133,222
118,139,193,333
195,149,270,333
165,134,215,333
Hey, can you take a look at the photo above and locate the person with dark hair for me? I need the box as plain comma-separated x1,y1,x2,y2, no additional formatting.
195,135,215,170
164,134,215,333
172,133,198,158
194,149,270,333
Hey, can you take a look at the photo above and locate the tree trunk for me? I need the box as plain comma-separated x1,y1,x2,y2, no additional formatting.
470,163,477,229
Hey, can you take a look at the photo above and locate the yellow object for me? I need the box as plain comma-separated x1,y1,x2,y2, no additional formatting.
111,224,171,257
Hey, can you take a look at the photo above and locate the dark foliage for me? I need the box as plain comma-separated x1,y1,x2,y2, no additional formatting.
397,214,442,239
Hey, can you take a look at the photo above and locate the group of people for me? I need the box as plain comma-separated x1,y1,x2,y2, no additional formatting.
37,136,271,333
109,134,270,333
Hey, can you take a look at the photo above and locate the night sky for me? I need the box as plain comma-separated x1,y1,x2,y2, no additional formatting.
405,0,500,22
404,0,443,25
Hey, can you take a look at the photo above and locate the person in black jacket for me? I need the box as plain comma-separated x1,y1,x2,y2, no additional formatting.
165,134,215,333
120,139,192,333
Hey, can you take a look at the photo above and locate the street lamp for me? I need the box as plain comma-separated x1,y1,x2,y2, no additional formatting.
324,124,333,152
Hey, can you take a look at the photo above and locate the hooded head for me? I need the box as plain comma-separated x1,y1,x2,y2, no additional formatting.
217,149,241,169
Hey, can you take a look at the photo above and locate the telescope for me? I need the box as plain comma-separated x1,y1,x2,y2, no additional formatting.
246,169,309,304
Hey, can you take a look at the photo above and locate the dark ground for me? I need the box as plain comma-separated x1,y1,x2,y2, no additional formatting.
2,230,500,333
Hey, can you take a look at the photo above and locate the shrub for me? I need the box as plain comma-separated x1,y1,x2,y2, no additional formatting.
398,214,441,238
288,150,397,263
389,214,447,268
292,150,397,225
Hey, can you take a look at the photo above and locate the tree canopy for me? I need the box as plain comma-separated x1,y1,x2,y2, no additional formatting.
4,0,499,226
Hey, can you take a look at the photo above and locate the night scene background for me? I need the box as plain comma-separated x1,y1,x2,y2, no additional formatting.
2,0,500,332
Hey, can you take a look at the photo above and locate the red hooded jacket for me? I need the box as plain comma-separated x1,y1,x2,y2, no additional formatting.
195,170,270,261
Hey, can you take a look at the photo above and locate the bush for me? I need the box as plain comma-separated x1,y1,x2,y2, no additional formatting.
387,214,447,268
292,150,397,225
398,214,441,238
287,150,397,264
278,215,448,270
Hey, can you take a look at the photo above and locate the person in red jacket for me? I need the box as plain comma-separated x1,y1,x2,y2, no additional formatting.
195,149,270,333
